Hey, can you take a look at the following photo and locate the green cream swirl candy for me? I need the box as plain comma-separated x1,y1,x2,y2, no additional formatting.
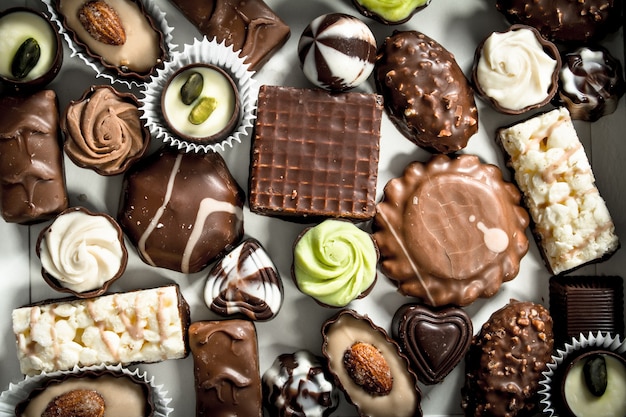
293,220,378,307
354,0,430,23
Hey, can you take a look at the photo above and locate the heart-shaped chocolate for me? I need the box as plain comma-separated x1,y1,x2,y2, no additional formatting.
392,303,473,384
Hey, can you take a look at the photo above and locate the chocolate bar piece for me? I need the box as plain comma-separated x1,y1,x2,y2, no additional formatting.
496,107,619,275
12,284,190,375
549,275,625,347
169,0,290,71
249,85,382,221
0,90,68,224
189,320,262,417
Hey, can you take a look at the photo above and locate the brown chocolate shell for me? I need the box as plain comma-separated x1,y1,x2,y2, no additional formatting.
36,206,128,298
62,85,150,176
321,309,422,417
51,0,168,83
15,367,155,417
472,24,561,115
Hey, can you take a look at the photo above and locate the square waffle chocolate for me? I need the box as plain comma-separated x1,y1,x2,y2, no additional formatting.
549,275,625,347
249,85,383,221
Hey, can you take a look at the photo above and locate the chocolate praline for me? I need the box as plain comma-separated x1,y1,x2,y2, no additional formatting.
36,206,128,298
0,7,63,94
351,0,431,25
161,63,241,145
62,85,150,176
472,24,561,115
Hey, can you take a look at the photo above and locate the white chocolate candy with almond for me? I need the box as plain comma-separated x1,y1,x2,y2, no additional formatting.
497,107,619,274
12,285,189,375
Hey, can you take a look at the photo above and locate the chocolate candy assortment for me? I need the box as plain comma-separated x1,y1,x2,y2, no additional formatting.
0,0,625,416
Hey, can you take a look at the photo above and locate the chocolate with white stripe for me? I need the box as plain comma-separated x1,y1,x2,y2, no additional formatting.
298,13,376,92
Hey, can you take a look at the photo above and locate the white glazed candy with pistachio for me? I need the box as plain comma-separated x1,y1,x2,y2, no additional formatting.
476,27,558,111
0,11,57,80
38,209,125,293
162,66,238,138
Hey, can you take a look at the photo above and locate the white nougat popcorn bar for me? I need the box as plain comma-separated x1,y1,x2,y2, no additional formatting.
496,107,619,275
12,284,190,375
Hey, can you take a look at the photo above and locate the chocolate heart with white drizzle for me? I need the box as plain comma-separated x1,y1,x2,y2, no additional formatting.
392,303,473,384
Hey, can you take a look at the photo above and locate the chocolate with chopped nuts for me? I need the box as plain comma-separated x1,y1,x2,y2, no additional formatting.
461,299,554,417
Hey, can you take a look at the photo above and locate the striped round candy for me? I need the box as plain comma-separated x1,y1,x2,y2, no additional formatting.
298,13,376,91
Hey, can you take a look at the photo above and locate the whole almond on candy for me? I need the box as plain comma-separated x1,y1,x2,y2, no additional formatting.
78,0,127,46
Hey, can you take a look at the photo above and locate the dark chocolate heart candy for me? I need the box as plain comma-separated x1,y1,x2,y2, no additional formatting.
392,303,473,384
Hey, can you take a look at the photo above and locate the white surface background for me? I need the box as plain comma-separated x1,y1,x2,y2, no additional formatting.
1,0,625,416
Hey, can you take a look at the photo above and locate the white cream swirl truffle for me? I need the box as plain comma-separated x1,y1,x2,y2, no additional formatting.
473,25,560,114
37,207,127,296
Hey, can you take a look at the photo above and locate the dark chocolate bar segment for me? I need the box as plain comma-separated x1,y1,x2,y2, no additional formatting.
549,275,625,347
168,0,290,71
249,85,382,222
189,320,262,417
0,90,68,224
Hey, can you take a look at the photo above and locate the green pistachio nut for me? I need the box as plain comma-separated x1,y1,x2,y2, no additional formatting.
180,71,204,105
188,96,218,125
356,0,430,23
584,354,608,397
11,37,41,79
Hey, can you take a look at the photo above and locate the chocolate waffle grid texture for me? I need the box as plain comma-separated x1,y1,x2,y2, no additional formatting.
249,85,383,221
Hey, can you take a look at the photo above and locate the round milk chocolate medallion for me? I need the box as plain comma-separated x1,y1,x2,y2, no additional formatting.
373,154,529,307
392,304,472,385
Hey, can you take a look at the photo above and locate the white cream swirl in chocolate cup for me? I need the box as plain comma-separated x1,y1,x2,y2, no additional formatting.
472,24,561,114
36,206,128,297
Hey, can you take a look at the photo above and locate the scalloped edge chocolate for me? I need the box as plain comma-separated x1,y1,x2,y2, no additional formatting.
35,206,128,298
61,85,151,176
51,0,168,82
472,24,561,115
15,367,156,417
321,309,422,417
291,220,379,309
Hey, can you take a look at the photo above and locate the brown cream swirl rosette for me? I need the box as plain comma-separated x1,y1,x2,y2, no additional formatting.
62,85,150,176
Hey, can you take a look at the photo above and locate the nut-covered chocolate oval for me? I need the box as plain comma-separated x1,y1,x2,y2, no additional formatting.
321,309,422,417
374,30,478,153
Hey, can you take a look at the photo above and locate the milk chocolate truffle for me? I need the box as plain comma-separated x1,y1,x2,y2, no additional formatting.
118,147,245,274
373,154,529,307
461,300,554,417
262,350,340,417
63,85,150,175
204,238,283,321
473,25,560,115
189,320,262,417
36,207,128,298
495,0,622,43
352,0,431,25
321,310,422,417
169,0,290,71
392,304,472,385
375,30,478,153
54,0,167,81
557,46,625,122
0,90,68,224
298,13,376,92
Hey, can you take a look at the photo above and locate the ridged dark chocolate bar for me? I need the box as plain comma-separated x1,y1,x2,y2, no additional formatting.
549,275,625,347
249,85,382,222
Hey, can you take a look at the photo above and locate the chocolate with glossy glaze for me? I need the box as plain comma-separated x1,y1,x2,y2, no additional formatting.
189,320,262,417
372,154,529,307
168,0,290,71
392,303,472,385
0,90,68,224
374,30,478,153
118,147,244,274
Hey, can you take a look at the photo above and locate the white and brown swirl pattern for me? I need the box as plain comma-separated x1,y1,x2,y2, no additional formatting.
298,13,376,91
62,85,150,176
204,238,283,321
